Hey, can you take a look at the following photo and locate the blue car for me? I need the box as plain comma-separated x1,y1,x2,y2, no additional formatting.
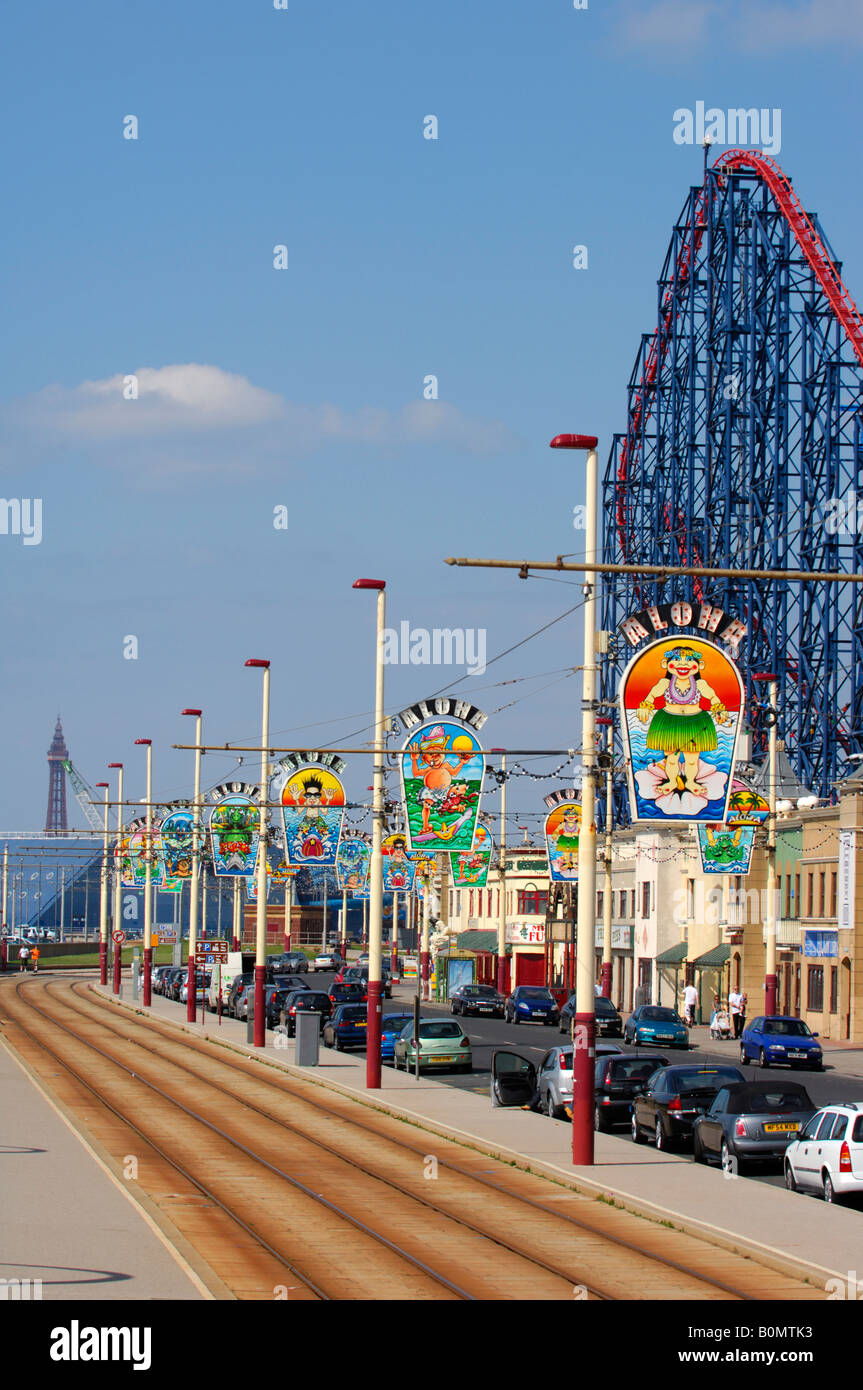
739,1015,823,1071
322,1004,368,1051
504,986,560,1026
381,1012,415,1063
624,1005,689,1049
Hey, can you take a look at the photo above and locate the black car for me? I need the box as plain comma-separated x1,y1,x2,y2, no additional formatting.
450,984,506,1018
631,1064,746,1151
226,968,286,1017
558,992,623,1037
346,966,391,999
280,990,334,1035
164,967,187,1001
693,1080,817,1172
594,1052,670,1131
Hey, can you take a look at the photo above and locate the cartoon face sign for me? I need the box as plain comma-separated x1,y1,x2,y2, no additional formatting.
160,809,195,880
281,766,345,867
382,834,416,893
544,802,581,882
620,636,745,823
399,720,484,853
450,824,493,887
336,837,371,894
209,795,260,877
697,823,755,875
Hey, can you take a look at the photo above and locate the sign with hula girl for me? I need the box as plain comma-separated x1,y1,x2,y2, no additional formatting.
620,636,745,823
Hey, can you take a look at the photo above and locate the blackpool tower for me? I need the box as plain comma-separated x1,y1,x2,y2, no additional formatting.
45,715,69,834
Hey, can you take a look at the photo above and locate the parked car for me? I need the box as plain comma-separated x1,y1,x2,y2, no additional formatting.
393,1018,472,1073
329,981,366,1006
624,1005,689,1049
179,971,210,1006
381,1012,416,1063
344,965,391,999
450,983,506,1018
164,967,187,1001
312,951,342,972
594,1052,670,1131
237,982,288,1024
227,968,287,1018
631,1064,745,1150
280,990,333,1035
739,1016,823,1071
322,1004,368,1050
693,1080,816,1173
558,993,623,1037
270,951,309,975
152,965,175,995
784,1103,863,1203
504,986,559,1026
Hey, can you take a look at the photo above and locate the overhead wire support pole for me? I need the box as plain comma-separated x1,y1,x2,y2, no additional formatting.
444,557,863,586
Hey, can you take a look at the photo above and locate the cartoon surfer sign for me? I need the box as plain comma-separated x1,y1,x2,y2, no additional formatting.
620,636,744,823
399,720,484,852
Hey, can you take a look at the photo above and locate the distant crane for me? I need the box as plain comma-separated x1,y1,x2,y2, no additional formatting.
61,760,105,834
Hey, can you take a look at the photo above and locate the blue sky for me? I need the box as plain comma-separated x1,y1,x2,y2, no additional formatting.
1,0,860,830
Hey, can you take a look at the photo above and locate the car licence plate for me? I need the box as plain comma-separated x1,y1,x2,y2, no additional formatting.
657,1034,674,1041
787,1050,806,1059
532,1011,545,1016
764,1122,799,1133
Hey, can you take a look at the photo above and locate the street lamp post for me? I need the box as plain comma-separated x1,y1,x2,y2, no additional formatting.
597,717,614,1000
753,673,779,1016
96,782,110,986
551,432,599,1166
245,660,271,1048
353,578,386,1089
492,749,507,995
181,710,203,1023
135,740,154,1007
109,763,124,995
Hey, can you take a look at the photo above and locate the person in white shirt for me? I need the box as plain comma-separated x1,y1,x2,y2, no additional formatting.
18,943,30,973
728,987,744,1038
683,981,699,1027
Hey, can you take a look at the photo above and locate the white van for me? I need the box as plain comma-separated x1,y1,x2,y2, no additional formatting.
206,952,243,1013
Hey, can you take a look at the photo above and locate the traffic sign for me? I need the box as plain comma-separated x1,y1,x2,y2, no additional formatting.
199,939,228,960
112,930,126,944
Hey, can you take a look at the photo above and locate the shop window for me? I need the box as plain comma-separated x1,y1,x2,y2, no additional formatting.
641,882,651,918
830,966,838,1014
830,872,837,918
807,965,824,1013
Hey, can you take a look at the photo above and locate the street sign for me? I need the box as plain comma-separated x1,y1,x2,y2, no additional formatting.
199,940,228,960
112,930,125,944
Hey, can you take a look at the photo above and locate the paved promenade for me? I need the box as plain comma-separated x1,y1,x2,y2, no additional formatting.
0,1033,206,1301
96,977,861,1290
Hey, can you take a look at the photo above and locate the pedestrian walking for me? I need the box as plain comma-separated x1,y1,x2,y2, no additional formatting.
18,943,30,972
31,946,40,974
728,986,745,1038
683,981,699,1028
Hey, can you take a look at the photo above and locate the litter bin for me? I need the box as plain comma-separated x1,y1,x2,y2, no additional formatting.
295,1011,321,1066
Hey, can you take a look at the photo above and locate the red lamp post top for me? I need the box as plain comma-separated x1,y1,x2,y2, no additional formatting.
181,708,202,716
244,659,270,669
108,762,123,769
352,578,386,590
134,739,152,746
95,782,109,788
595,717,614,726
752,672,779,682
549,433,599,450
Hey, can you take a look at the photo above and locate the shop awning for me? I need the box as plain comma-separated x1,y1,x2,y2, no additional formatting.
691,944,731,969
654,942,688,965
452,930,511,954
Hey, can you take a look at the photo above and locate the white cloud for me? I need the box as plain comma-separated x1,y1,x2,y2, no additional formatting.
616,0,863,51
11,363,518,459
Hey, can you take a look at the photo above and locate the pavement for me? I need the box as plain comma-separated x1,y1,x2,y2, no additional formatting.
85,974,863,1291
0,1029,207,1300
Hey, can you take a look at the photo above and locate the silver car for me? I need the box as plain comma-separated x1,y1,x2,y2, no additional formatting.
537,1045,574,1119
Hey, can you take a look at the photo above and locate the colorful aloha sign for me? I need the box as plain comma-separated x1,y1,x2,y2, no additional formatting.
208,786,261,878
543,791,581,882
726,780,769,826
620,636,745,823
160,808,195,881
450,824,493,887
697,824,756,875
382,834,416,893
280,762,346,867
399,719,484,852
336,835,371,894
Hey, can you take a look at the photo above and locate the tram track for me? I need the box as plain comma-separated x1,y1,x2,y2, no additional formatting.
1,977,827,1301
